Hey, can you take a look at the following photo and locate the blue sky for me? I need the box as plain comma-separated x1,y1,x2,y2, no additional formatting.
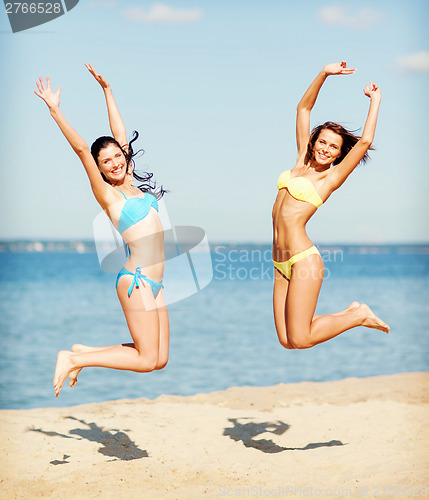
1,0,428,243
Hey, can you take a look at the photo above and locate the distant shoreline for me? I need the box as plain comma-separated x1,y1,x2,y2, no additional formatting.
1,240,429,253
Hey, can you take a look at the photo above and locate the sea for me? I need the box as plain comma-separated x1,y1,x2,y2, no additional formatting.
0,242,428,410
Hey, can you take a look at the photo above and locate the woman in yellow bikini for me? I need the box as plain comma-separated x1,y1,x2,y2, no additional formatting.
272,61,389,350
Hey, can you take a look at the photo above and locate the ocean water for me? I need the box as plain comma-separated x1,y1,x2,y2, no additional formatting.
0,244,428,410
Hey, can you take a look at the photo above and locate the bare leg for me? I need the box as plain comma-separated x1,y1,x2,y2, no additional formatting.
312,301,360,320
68,343,134,387
285,255,389,349
273,262,361,350
54,343,157,397
273,268,295,349
54,280,169,397
311,303,389,338
68,303,168,388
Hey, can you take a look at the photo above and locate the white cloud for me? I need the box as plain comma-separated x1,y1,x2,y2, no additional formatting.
123,3,203,24
318,4,384,29
397,51,429,74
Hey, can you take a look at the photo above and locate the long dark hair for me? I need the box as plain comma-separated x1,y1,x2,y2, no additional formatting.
305,121,374,165
90,131,166,199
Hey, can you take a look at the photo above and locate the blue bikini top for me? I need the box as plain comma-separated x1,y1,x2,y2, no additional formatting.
116,189,159,234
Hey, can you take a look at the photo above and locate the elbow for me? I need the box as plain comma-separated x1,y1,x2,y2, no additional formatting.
297,103,310,113
359,137,373,148
75,144,90,156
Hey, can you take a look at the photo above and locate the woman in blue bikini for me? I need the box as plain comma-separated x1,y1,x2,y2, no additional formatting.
35,64,169,397
272,62,389,350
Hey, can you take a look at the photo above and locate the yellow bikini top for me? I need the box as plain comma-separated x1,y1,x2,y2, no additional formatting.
277,170,323,208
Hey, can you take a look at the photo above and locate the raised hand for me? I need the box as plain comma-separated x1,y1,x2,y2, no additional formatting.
363,81,381,99
323,61,356,76
85,63,111,90
34,76,61,110
86,63,126,146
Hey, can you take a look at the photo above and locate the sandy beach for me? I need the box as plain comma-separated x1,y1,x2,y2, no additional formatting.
1,372,428,499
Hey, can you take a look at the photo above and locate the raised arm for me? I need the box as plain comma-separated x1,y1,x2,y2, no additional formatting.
329,82,381,190
296,62,356,154
34,76,110,205
85,63,128,151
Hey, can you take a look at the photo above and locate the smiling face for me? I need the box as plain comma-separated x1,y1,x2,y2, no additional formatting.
96,143,128,183
313,129,343,166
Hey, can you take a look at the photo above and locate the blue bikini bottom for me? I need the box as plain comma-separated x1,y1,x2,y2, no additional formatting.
116,266,164,297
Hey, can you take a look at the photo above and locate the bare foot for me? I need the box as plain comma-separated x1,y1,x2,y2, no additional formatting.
358,304,390,334
347,301,360,311
69,344,86,387
53,350,74,397
68,370,80,387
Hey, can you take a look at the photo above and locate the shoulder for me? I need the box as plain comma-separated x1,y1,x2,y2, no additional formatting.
99,184,126,209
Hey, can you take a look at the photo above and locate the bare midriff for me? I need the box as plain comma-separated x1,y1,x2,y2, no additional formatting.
272,189,318,263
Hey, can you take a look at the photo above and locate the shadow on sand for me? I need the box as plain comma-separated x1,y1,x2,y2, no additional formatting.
223,418,345,453
30,416,148,463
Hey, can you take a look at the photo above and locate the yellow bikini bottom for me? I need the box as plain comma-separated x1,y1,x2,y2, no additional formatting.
273,245,320,280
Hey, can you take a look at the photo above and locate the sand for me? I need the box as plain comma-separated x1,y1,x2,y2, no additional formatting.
1,372,428,499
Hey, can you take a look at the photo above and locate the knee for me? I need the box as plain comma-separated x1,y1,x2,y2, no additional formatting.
278,338,295,350
287,328,314,350
289,340,313,350
71,344,84,352
135,355,159,373
275,323,295,350
155,357,168,370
